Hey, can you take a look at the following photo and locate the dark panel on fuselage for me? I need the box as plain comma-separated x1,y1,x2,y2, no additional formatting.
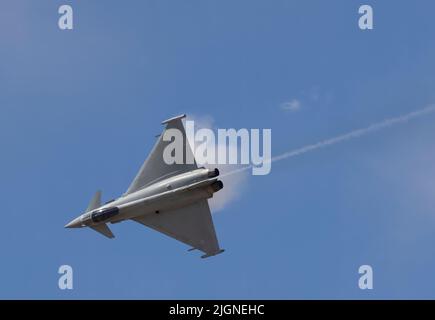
91,207,119,223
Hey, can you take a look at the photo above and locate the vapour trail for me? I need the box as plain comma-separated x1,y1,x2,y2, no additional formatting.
224,105,435,177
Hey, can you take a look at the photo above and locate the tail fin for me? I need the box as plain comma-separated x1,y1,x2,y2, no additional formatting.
86,190,101,212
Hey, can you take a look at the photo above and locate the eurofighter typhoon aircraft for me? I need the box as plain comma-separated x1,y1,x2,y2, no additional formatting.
65,115,225,258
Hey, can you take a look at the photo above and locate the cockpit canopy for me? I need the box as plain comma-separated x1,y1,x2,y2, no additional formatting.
91,207,119,223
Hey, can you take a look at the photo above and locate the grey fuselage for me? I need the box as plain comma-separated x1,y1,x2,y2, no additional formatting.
66,168,222,228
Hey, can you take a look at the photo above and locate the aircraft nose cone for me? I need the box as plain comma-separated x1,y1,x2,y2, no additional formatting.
65,217,82,228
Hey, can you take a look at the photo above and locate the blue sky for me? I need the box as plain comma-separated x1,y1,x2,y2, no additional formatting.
1,0,435,299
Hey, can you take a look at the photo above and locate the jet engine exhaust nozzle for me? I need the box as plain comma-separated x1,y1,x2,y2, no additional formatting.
210,180,224,193
207,168,220,178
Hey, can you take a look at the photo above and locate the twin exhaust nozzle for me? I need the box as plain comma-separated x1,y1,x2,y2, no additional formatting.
207,169,223,192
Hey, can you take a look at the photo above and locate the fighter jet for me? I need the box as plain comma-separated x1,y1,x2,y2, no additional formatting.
65,114,225,258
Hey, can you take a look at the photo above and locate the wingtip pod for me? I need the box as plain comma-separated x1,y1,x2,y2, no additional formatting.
201,249,225,259
161,114,186,125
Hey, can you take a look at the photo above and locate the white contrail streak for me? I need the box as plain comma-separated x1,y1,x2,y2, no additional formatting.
224,105,435,177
